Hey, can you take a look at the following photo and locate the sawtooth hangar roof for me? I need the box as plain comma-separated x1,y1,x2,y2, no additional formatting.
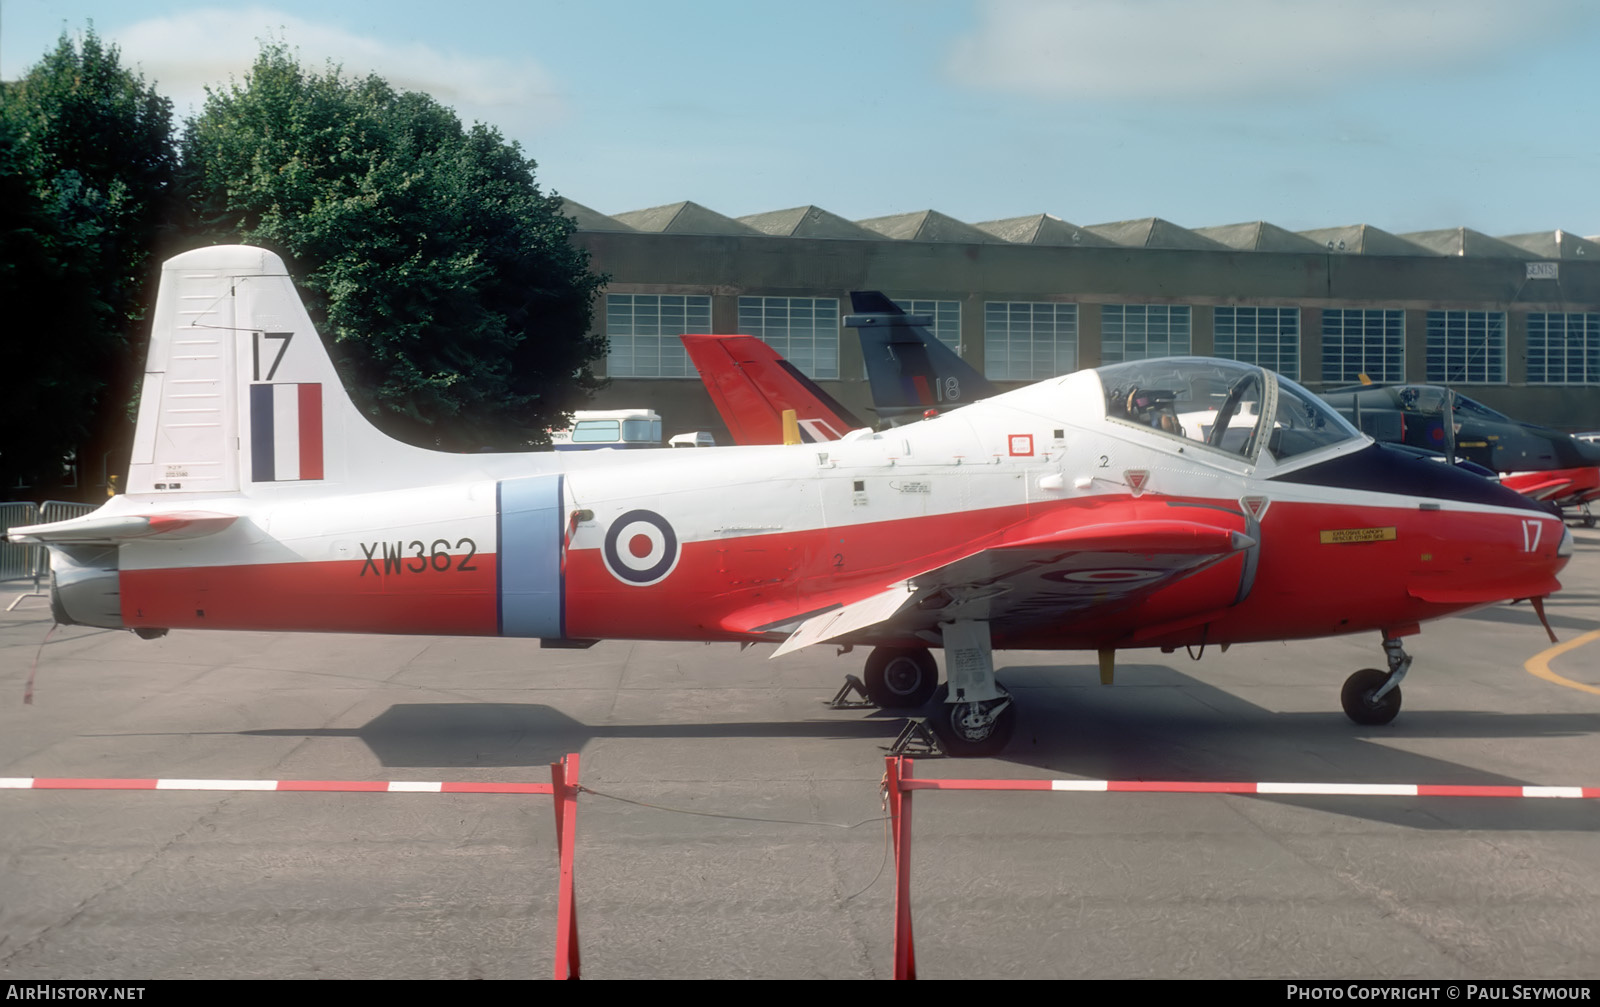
563,199,1600,260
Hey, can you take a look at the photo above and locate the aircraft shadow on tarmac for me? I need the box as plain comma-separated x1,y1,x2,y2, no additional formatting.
224,656,1600,832
995,662,1600,832
1457,597,1599,633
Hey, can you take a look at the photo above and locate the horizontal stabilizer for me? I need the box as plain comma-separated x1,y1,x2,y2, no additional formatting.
6,511,238,545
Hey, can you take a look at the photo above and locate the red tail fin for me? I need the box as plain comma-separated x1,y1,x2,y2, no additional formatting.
681,334,863,445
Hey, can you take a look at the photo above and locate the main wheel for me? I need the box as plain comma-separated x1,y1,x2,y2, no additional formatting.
929,682,1016,757
1341,668,1402,726
863,647,938,708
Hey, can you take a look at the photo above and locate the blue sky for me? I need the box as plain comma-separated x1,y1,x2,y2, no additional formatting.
4,0,1597,237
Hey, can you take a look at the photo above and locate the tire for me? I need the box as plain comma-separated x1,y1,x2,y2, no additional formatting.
929,682,1016,757
863,647,938,708
1341,668,1402,726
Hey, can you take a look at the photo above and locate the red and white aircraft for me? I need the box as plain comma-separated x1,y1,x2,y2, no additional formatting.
8,246,1575,755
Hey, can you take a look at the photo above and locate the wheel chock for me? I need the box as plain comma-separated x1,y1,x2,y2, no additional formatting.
828,674,876,709
886,718,945,757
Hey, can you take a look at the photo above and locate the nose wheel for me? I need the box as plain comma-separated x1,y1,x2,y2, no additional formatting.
1340,636,1412,726
1341,668,1402,725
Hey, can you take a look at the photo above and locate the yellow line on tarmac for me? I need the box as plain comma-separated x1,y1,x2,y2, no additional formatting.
1524,628,1600,696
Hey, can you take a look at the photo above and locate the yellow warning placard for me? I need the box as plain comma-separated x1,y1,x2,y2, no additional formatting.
1319,527,1397,544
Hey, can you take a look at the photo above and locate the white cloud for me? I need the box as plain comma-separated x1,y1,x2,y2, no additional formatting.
946,0,1590,101
112,7,563,131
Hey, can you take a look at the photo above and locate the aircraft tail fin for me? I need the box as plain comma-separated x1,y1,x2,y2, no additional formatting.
680,333,863,445
844,291,996,417
127,245,476,498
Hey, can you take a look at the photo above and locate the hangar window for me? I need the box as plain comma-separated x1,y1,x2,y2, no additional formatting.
891,298,963,354
983,301,1078,380
1321,309,1403,384
738,296,840,379
1426,311,1506,384
1527,313,1600,384
1100,305,1192,363
1213,306,1300,380
605,294,711,378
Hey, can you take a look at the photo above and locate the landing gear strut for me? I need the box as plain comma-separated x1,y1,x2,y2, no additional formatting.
1341,636,1412,726
931,620,1015,757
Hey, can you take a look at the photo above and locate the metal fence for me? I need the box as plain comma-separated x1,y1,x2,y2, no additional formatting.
2,499,100,584
0,502,40,582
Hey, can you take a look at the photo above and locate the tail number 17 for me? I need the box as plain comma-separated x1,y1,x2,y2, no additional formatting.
253,331,294,381
1522,519,1543,553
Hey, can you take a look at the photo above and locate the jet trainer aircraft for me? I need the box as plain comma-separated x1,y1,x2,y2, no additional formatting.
7,247,1575,755
1321,383,1600,526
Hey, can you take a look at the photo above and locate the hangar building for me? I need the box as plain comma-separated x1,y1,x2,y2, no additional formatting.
565,199,1600,443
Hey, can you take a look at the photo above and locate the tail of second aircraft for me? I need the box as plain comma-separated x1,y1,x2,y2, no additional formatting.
847,291,996,419
681,333,863,444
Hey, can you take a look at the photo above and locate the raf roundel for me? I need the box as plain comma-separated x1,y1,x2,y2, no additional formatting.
602,509,681,586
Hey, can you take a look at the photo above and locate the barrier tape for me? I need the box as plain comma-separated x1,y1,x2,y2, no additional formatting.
4,754,583,981
903,778,1600,798
1,776,554,793
884,757,1600,979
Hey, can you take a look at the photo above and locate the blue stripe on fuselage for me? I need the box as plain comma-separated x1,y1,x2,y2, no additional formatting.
496,474,565,638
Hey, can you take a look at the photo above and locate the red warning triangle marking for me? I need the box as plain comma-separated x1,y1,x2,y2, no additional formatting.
1240,495,1270,521
1125,470,1149,496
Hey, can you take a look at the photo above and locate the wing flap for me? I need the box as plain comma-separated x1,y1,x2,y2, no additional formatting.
771,584,916,658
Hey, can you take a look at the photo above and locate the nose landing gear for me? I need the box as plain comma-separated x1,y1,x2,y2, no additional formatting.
1341,636,1412,726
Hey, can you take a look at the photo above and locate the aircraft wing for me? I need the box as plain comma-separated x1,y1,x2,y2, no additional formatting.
5,511,238,545
680,334,863,445
769,519,1253,657
1500,475,1574,501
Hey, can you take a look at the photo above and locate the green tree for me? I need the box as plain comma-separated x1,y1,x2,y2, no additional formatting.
0,121,116,491
0,28,176,493
182,44,606,449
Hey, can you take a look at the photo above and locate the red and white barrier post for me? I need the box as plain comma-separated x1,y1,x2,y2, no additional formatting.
551,752,581,980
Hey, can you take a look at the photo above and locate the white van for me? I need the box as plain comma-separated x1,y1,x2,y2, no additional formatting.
668,431,717,448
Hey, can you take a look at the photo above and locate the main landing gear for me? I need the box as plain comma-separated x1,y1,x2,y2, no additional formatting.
847,623,1016,757
862,647,939,708
1340,636,1412,726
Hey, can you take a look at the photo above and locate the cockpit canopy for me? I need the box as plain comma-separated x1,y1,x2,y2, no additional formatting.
1095,358,1362,464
